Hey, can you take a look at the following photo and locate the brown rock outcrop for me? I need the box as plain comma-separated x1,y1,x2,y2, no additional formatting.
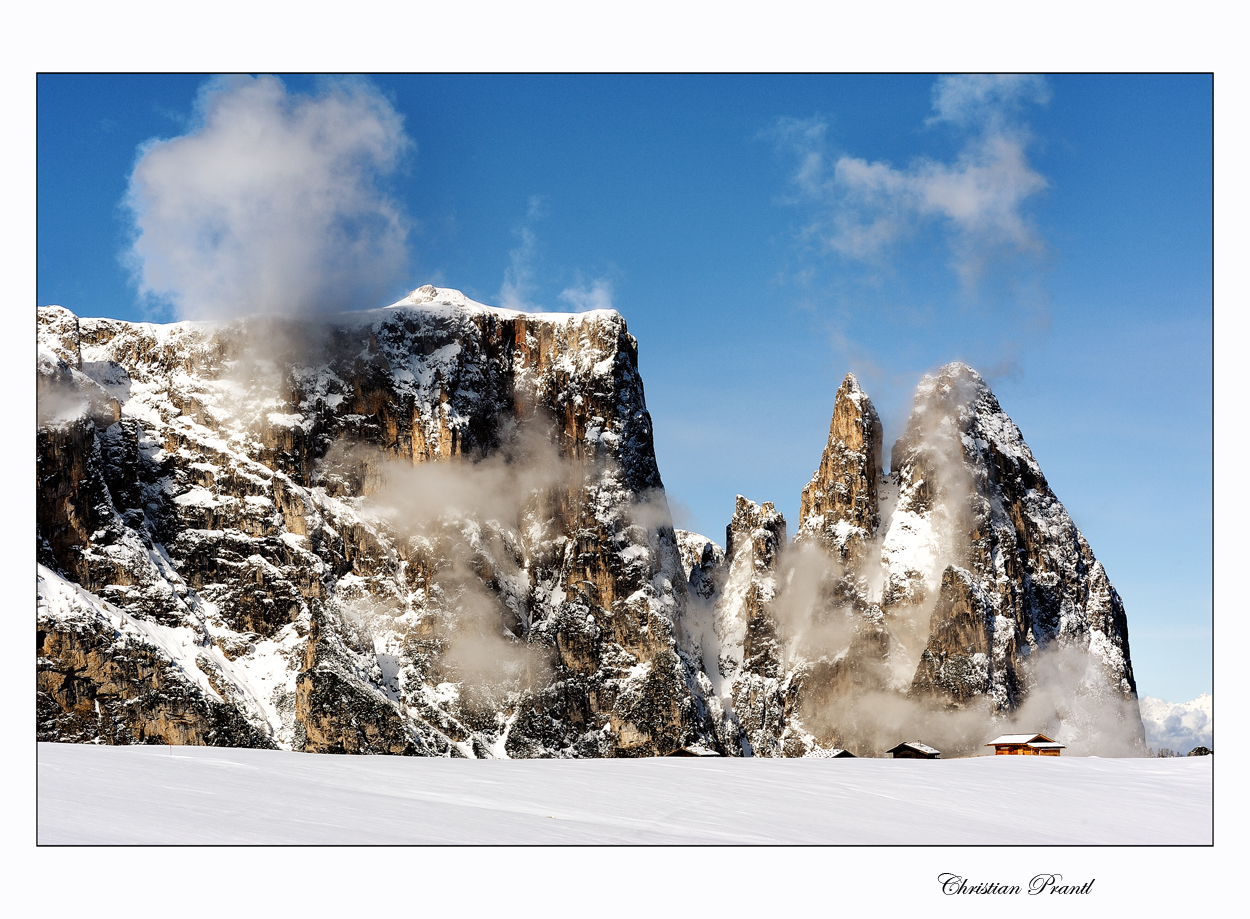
909,565,1001,706
798,373,883,562
37,570,273,748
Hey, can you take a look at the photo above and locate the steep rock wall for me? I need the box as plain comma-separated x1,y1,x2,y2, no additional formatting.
37,287,703,757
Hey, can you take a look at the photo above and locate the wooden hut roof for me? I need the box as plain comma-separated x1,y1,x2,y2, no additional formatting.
664,745,722,757
886,741,940,756
985,733,1057,746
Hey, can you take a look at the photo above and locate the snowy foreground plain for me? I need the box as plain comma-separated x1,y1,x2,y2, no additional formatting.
38,742,1211,845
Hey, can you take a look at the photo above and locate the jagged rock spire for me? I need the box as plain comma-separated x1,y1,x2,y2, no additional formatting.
798,373,884,558
715,496,789,756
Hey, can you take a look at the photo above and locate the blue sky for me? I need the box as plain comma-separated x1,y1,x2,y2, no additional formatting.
36,74,1212,702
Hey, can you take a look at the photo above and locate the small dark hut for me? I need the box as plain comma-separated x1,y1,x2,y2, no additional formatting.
885,741,940,759
664,746,722,757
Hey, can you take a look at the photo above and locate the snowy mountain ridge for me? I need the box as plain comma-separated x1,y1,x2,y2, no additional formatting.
37,289,1144,757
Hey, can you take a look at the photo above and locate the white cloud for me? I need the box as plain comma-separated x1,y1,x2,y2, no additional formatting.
779,75,1050,286
559,278,614,313
928,74,1051,129
125,75,412,319
1139,694,1212,754
498,226,538,311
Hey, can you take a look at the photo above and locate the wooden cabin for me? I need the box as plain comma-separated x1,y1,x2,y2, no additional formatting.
985,733,1065,756
664,746,722,757
807,747,857,758
885,741,940,759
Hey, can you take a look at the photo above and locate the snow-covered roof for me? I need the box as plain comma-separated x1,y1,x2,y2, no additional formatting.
1026,741,1066,750
665,745,722,757
986,733,1056,746
888,741,940,756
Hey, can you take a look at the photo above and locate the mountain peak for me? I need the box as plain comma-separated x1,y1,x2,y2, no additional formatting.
405,284,471,306
914,361,992,409
388,284,623,323
798,371,883,552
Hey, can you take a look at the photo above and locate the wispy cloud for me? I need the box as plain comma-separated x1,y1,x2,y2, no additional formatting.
498,225,538,311
499,199,614,315
776,74,1050,287
559,278,614,312
526,194,549,220
927,74,1051,130
124,75,412,319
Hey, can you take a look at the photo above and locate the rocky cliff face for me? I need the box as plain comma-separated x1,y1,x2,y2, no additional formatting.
37,288,1142,757
37,287,706,757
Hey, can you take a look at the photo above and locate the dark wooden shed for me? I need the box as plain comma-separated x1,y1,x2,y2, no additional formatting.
885,741,941,759
664,746,722,757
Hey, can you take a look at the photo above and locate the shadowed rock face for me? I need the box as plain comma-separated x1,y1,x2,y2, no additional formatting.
896,365,1138,718
36,288,701,757
909,566,1002,706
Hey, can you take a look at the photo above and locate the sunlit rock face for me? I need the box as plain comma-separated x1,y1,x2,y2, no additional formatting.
37,289,1142,758
798,373,883,563
36,287,704,758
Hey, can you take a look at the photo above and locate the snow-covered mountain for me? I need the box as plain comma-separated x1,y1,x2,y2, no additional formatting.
38,286,696,757
1139,694,1212,753
36,287,1144,757
677,367,1144,757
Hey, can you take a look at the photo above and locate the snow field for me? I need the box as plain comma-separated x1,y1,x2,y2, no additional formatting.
38,742,1211,845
